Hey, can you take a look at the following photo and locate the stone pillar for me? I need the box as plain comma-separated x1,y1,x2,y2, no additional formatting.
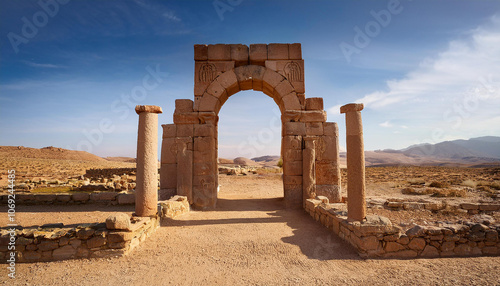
135,105,162,217
303,136,316,204
340,103,366,221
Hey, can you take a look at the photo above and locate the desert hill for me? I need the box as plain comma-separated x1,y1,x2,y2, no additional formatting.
233,157,258,166
105,157,136,163
0,146,107,162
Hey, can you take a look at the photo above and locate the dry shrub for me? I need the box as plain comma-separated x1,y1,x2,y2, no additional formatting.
407,178,425,185
430,188,467,197
462,179,477,188
401,187,429,195
429,181,450,188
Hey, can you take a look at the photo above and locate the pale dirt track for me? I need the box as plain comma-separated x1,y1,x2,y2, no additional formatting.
1,175,500,285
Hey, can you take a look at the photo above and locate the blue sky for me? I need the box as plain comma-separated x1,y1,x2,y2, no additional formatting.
1,0,499,159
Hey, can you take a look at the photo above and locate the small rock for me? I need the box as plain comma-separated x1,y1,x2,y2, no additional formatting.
106,213,131,230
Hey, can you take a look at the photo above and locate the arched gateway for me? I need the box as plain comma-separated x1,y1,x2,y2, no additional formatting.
160,43,341,209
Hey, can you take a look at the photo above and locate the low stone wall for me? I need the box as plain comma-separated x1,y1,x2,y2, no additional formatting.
0,192,135,205
367,198,500,214
85,168,137,179
305,198,500,258
0,214,159,263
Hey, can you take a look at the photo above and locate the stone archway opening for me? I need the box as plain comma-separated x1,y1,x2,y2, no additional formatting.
159,43,341,210
217,89,284,200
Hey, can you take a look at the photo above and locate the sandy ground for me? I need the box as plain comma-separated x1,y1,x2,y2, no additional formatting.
1,174,500,285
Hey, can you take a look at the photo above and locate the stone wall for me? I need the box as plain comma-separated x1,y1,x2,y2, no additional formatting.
367,198,500,215
0,192,135,205
0,214,158,263
85,168,138,179
305,198,500,258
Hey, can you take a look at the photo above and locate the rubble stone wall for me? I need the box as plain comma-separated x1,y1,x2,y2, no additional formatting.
0,216,158,263
0,192,135,205
305,198,500,258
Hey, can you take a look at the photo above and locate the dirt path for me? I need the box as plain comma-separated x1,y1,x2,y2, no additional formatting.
1,175,500,285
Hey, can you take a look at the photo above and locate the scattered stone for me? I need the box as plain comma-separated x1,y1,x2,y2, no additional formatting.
106,213,131,230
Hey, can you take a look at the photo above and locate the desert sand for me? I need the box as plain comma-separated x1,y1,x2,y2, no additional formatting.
1,174,499,285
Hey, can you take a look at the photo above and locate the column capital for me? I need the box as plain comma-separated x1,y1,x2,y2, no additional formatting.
135,105,163,114
340,103,364,114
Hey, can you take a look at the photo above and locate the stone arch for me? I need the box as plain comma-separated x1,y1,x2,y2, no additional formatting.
159,43,341,211
195,65,302,115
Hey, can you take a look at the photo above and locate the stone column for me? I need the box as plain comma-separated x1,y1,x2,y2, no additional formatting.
303,136,317,204
135,105,163,217
340,103,366,221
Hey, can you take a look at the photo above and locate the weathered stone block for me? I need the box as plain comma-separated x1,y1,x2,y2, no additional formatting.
274,80,294,98
194,162,214,176
52,245,76,260
249,44,267,65
198,93,221,113
38,240,59,251
194,123,215,137
306,122,323,135
268,43,289,60
316,185,341,203
460,203,479,210
284,161,302,176
56,194,71,202
160,163,177,189
90,192,117,201
284,122,306,136
282,93,302,111
408,237,426,251
305,97,324,110
173,112,200,124
194,44,208,61
117,194,135,205
230,44,249,66
35,194,56,202
323,122,338,136
162,124,176,138
216,70,238,97
299,111,327,122
262,68,284,95
288,43,302,60
71,193,90,202
106,213,131,230
206,79,227,99
316,162,338,185
208,44,231,61
175,99,194,113
284,175,302,185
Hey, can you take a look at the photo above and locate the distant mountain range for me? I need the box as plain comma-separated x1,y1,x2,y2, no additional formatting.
366,136,500,167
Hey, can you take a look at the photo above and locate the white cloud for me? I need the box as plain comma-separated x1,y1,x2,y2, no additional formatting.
379,121,392,128
163,11,181,22
22,61,65,69
353,15,500,110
